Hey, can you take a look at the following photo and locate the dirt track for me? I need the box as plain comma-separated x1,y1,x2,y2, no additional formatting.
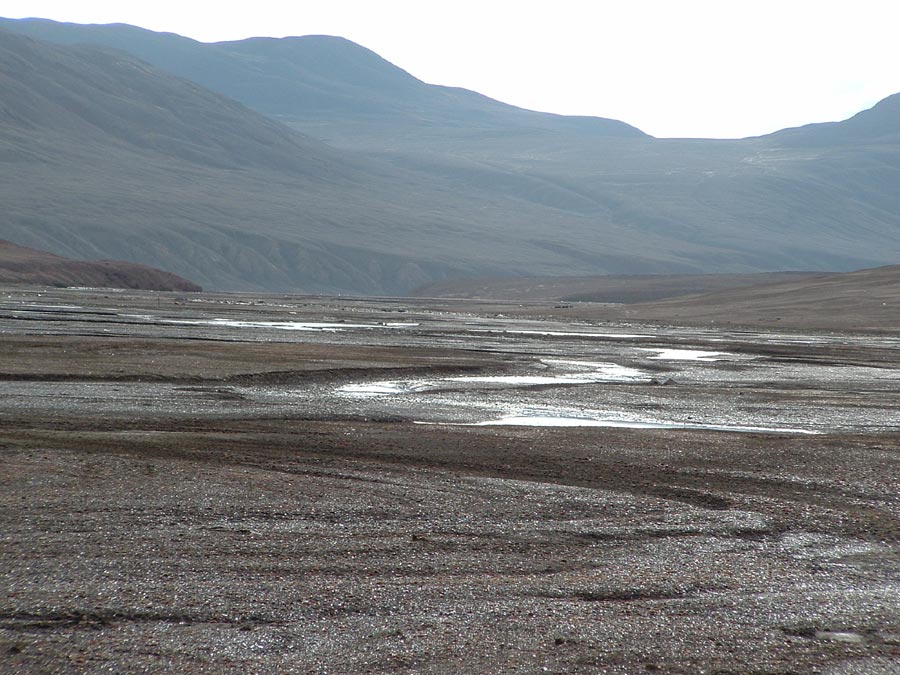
1,286,899,673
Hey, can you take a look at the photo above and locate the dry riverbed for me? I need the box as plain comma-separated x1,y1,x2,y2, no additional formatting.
1,286,898,673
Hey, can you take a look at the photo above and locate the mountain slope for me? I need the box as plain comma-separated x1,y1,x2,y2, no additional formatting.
766,93,900,146
0,240,202,290
412,272,821,303
0,29,709,293
0,29,358,176
609,264,900,331
0,17,646,138
1,21,899,294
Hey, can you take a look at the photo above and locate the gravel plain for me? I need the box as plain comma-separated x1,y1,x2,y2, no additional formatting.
1,286,898,673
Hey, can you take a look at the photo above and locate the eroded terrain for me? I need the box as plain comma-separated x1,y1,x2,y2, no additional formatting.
1,286,899,673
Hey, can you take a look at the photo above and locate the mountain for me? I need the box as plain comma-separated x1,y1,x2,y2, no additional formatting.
7,27,625,293
0,28,356,175
0,17,645,139
767,93,900,146
0,26,753,293
1,19,899,295
0,240,201,290
0,28,443,293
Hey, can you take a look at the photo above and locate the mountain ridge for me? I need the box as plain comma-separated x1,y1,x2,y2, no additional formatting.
0,28,362,176
0,19,898,294
0,17,646,138
765,93,900,146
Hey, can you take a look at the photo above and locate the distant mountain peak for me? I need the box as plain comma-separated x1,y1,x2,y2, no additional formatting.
0,17,646,137
2,18,898,296
765,92,900,145
0,27,351,176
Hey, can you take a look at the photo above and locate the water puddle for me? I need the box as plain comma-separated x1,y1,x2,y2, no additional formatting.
338,381,437,397
163,318,419,332
11,303,84,311
469,414,818,434
813,630,865,643
66,287,126,292
337,359,649,398
500,329,651,339
641,348,733,361
449,360,646,385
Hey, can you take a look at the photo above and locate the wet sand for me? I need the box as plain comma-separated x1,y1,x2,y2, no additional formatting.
1,286,898,673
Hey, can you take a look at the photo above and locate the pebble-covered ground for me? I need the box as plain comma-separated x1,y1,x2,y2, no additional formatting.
1,286,898,673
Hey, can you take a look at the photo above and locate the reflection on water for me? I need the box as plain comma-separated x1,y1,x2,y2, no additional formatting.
470,414,818,434
338,360,649,398
449,360,646,385
335,353,827,434
641,348,733,361
89,304,896,434
165,318,419,332
339,381,437,397
494,329,650,339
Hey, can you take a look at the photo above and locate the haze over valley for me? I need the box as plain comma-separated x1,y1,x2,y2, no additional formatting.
2,17,899,294
2,10,900,674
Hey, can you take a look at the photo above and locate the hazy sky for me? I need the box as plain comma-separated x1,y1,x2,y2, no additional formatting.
4,0,900,138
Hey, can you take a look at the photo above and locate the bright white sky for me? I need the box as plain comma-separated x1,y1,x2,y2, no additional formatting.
4,0,900,138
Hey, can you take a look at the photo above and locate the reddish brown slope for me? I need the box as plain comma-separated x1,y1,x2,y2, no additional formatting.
613,265,899,331
413,272,821,303
534,265,899,332
0,240,201,291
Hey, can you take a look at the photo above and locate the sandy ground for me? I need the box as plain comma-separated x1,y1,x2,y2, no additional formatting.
1,286,899,673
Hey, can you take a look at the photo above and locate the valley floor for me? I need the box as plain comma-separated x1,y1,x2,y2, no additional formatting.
1,286,898,673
